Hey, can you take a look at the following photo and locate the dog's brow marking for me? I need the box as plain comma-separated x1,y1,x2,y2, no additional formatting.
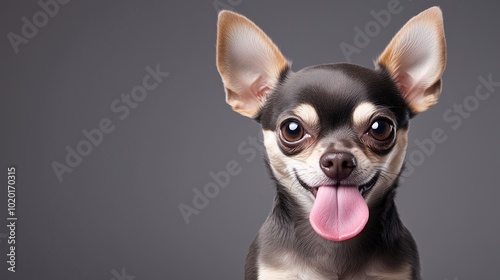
353,102,377,126
293,104,319,127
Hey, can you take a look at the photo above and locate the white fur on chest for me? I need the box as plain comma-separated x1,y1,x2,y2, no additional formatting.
258,254,328,280
257,253,412,280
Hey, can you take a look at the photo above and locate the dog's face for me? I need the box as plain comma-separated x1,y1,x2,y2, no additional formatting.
258,65,412,241
216,8,445,241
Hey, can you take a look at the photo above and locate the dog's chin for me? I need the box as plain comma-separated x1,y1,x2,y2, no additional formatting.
297,171,380,200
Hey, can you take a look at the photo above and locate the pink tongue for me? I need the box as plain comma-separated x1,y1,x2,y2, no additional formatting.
309,186,369,241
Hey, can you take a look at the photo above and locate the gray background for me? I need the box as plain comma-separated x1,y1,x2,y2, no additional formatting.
1,0,499,279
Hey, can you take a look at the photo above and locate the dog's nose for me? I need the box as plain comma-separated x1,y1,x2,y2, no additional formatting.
320,152,357,181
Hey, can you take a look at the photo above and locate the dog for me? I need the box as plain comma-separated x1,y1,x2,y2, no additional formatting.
216,6,446,280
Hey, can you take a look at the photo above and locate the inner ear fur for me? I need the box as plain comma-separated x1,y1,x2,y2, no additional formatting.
216,11,289,118
377,6,446,115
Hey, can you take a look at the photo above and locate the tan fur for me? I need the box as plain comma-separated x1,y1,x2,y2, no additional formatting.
352,102,378,126
365,261,413,280
365,129,408,204
292,104,320,129
262,129,314,209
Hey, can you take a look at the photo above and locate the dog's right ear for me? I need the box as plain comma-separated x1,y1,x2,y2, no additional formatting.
216,11,289,118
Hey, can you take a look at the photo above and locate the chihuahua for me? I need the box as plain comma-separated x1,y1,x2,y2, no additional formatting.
216,6,445,280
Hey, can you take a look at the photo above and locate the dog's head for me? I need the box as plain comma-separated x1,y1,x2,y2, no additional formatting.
216,7,446,241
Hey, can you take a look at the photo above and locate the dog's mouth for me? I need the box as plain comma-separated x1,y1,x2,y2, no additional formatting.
357,172,380,197
295,171,380,242
297,171,380,199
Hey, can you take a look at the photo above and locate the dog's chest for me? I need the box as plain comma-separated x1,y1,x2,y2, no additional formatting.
257,254,412,280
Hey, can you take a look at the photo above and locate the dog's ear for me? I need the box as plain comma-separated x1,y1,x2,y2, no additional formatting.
216,10,288,118
377,6,446,115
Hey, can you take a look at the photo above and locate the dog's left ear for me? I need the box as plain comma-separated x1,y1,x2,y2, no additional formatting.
216,11,289,118
377,6,446,115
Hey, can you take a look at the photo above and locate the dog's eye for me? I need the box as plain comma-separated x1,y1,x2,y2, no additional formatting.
280,119,305,143
369,119,394,141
